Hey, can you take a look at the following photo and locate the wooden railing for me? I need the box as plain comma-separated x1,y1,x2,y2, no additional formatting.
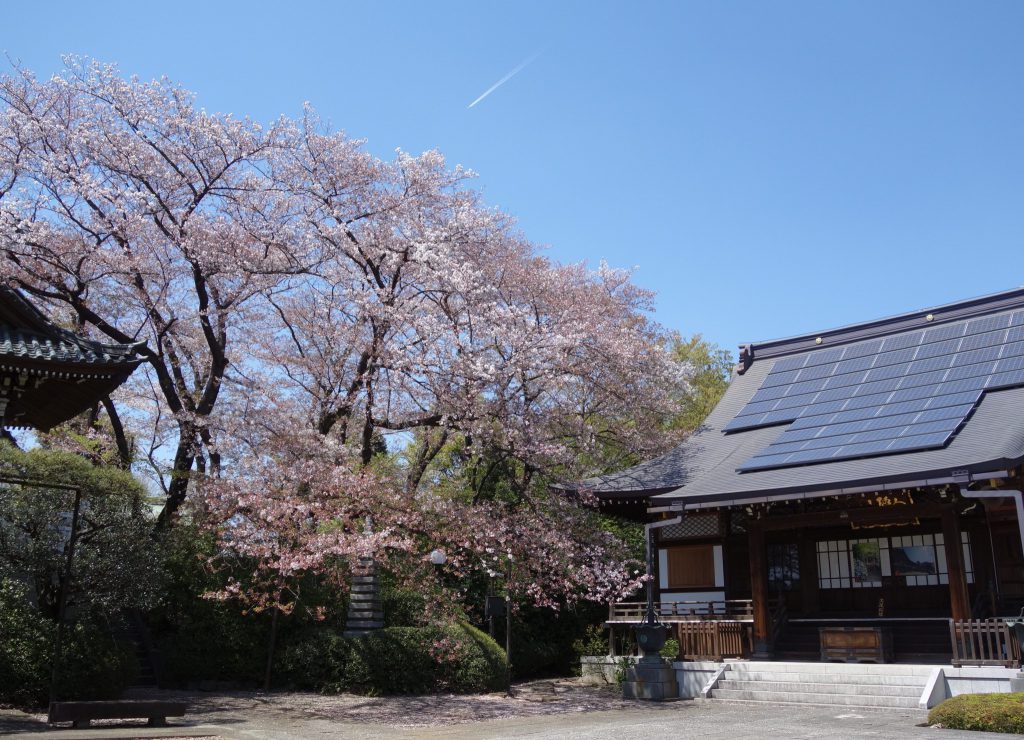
949,619,1021,668
676,621,752,660
608,599,755,623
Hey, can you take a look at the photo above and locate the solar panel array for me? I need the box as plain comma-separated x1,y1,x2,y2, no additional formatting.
728,308,1024,472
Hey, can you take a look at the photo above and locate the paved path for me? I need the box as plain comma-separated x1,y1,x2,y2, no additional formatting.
1,682,1018,739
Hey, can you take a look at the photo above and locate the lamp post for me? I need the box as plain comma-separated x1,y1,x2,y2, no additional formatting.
634,514,684,659
429,549,447,567
505,552,513,697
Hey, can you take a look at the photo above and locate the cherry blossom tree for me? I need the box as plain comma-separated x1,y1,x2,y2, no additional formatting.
0,59,316,527
207,121,690,611
0,59,691,611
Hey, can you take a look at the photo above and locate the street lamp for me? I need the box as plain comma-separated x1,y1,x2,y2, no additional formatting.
429,549,447,566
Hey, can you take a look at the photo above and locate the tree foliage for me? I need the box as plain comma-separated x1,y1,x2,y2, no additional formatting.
671,334,733,431
0,443,161,619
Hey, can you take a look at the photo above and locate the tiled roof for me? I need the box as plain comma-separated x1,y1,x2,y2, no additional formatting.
0,289,145,371
580,288,1024,504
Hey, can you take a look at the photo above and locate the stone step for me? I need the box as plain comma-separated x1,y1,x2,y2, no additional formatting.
351,575,377,584
348,611,385,620
346,619,384,629
349,593,381,603
711,687,921,709
717,680,923,698
350,585,379,594
726,661,937,677
724,670,928,686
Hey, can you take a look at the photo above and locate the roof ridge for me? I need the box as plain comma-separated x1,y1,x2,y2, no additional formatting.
739,286,1024,369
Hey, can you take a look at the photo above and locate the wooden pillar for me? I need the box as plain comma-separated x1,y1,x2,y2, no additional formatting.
748,523,772,658
942,508,971,623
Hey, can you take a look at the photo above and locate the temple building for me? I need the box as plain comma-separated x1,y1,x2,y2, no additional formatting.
586,288,1024,665
0,288,145,430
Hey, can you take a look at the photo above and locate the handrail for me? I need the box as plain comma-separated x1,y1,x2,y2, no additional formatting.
608,599,755,623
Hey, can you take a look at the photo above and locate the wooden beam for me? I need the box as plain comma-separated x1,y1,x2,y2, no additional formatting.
748,523,772,658
942,508,971,623
756,504,947,532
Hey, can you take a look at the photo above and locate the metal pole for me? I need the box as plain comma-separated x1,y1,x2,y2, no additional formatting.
263,606,279,692
643,515,684,625
506,553,513,697
49,487,82,707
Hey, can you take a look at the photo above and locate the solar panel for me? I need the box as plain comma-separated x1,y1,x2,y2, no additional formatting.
731,307,1024,472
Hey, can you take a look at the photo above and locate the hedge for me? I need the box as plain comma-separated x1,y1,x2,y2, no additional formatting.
0,579,136,708
928,693,1024,734
279,622,506,694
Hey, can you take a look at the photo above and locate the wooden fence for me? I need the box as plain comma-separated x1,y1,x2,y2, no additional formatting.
949,619,1021,668
676,621,752,661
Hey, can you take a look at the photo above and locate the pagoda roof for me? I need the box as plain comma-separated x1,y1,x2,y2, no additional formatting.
0,289,146,429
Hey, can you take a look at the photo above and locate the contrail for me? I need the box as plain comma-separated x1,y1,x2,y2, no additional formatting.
467,51,543,109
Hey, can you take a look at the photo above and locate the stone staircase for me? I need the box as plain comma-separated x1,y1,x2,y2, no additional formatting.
343,556,384,637
707,661,932,710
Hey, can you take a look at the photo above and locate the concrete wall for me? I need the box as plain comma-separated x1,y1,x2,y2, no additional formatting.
672,660,723,698
579,656,635,685
939,667,1019,700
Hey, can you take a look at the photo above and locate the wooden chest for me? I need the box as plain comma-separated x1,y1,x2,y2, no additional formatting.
819,626,893,663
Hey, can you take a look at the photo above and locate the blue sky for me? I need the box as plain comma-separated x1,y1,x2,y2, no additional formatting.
4,1,1023,356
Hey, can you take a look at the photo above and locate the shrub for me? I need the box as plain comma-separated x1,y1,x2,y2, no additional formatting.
0,579,135,708
928,693,1024,734
572,625,610,660
279,622,505,694
151,524,360,688
381,586,427,627
0,444,162,622
512,602,607,678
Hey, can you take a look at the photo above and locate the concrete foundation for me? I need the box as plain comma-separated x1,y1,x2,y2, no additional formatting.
582,656,1023,708
622,657,679,701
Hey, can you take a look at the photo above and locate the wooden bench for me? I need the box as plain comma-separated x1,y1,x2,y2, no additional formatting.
48,700,187,728
820,626,893,663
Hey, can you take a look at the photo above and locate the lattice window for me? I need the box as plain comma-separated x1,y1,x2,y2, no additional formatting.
890,532,974,587
659,514,720,541
817,533,974,590
729,510,748,534
817,539,852,589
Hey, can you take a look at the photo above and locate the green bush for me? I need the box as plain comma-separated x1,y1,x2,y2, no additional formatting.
381,586,427,627
512,602,607,678
660,638,679,660
928,693,1024,734
0,579,135,708
572,624,609,660
156,603,270,687
151,524,354,688
279,622,506,694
